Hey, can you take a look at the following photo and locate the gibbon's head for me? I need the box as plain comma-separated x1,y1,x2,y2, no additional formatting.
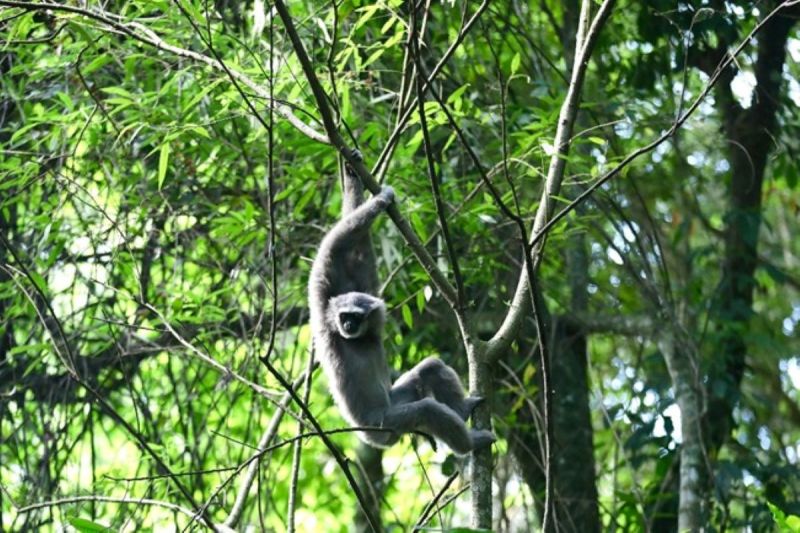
328,292,385,339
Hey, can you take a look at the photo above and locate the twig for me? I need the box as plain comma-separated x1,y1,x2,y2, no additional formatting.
287,352,315,531
18,495,199,521
221,367,313,529
409,9,465,309
372,0,490,184
413,482,471,530
412,471,459,530
143,302,287,405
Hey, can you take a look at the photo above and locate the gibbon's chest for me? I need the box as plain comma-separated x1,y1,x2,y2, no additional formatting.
322,337,390,386
341,249,373,282
321,335,391,422
329,335,384,367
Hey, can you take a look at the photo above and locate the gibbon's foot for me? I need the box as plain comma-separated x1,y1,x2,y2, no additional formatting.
378,186,395,205
417,431,438,452
470,429,496,451
462,396,485,421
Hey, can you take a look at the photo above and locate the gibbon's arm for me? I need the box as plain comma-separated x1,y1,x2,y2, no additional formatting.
318,187,393,261
309,187,394,305
342,162,365,216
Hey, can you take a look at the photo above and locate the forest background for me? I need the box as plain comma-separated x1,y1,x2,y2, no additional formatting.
1,0,800,531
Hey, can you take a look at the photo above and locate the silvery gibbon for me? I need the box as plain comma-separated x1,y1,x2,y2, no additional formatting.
308,151,495,455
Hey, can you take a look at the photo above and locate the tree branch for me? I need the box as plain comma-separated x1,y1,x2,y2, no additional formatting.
486,0,615,360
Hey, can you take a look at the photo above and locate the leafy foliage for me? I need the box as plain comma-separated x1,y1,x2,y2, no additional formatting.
0,1,798,531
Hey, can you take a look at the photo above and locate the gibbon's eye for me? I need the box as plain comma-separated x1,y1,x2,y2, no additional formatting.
339,312,364,335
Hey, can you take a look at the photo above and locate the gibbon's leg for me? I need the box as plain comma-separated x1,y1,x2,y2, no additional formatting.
391,357,484,420
382,397,494,455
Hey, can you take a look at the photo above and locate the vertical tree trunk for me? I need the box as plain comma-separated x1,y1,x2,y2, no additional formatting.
469,342,494,530
549,3,600,526
551,317,600,532
706,8,796,455
660,336,705,531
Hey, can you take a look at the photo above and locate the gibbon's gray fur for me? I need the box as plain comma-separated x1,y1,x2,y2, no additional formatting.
308,152,495,455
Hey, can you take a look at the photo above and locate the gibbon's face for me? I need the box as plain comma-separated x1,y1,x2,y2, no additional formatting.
338,310,368,338
329,292,385,339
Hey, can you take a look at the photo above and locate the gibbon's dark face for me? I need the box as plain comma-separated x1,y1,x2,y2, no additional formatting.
328,292,385,339
338,311,365,337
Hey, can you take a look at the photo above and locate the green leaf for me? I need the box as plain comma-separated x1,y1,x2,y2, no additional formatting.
363,48,385,68
354,4,381,30
510,52,521,75
68,516,110,532
182,78,225,114
158,143,170,190
401,304,413,328
763,262,789,285
81,54,112,76
769,502,800,531
441,454,457,476
9,342,51,356
100,86,135,100
28,271,47,293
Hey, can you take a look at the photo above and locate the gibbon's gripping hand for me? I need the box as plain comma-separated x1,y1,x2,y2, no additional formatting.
348,148,364,163
376,186,395,207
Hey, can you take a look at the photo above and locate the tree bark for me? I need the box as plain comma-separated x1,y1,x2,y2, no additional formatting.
551,317,600,532
660,335,705,531
706,2,797,455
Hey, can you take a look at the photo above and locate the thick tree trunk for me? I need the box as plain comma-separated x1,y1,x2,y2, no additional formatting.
551,317,599,532
706,4,796,455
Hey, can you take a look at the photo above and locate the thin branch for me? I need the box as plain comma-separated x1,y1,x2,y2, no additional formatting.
486,0,615,358
18,496,202,523
410,10,465,309
287,352,315,531
412,471,460,531
372,0,490,183
412,483,471,531
221,367,313,528
143,302,285,404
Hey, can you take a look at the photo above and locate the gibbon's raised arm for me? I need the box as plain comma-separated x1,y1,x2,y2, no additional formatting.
319,187,394,256
308,187,394,309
